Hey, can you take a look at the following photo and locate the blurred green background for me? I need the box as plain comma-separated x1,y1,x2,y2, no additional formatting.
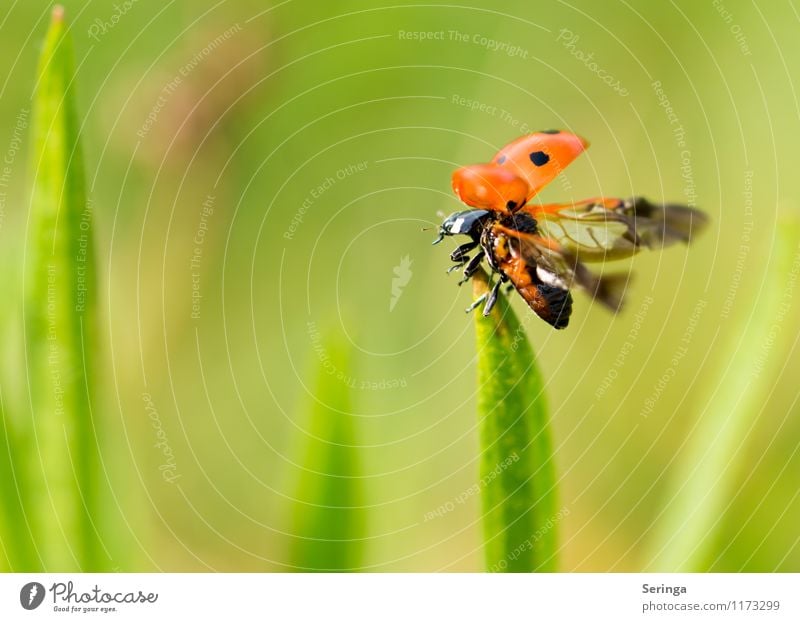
1,0,799,571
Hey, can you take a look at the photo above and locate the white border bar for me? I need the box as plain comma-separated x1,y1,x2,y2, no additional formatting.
1,573,797,621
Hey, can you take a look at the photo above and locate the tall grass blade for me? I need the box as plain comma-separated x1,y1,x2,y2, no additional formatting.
23,6,103,571
289,331,363,571
472,269,558,572
647,212,800,571
0,388,39,570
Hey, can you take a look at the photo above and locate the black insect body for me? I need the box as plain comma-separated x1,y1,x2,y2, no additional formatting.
435,209,575,328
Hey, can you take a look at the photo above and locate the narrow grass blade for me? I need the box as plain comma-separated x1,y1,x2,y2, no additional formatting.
472,269,559,572
0,388,38,570
23,6,102,570
289,331,363,571
647,212,800,571
0,240,39,569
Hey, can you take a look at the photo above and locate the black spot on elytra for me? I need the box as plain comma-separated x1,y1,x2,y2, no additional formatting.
497,154,507,164
541,129,560,134
529,151,550,166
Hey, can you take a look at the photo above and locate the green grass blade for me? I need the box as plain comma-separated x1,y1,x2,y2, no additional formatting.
647,212,800,571
289,331,363,571
472,269,558,572
0,238,38,569
0,387,39,570
23,6,102,571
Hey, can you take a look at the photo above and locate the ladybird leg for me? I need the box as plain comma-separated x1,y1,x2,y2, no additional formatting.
458,250,486,285
465,290,488,314
450,241,478,262
505,283,514,294
482,276,507,317
446,241,478,274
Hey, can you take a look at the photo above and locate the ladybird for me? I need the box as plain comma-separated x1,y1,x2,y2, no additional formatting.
434,130,708,329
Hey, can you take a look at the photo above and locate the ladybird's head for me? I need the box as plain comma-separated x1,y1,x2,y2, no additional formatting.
432,209,492,245
451,163,528,212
